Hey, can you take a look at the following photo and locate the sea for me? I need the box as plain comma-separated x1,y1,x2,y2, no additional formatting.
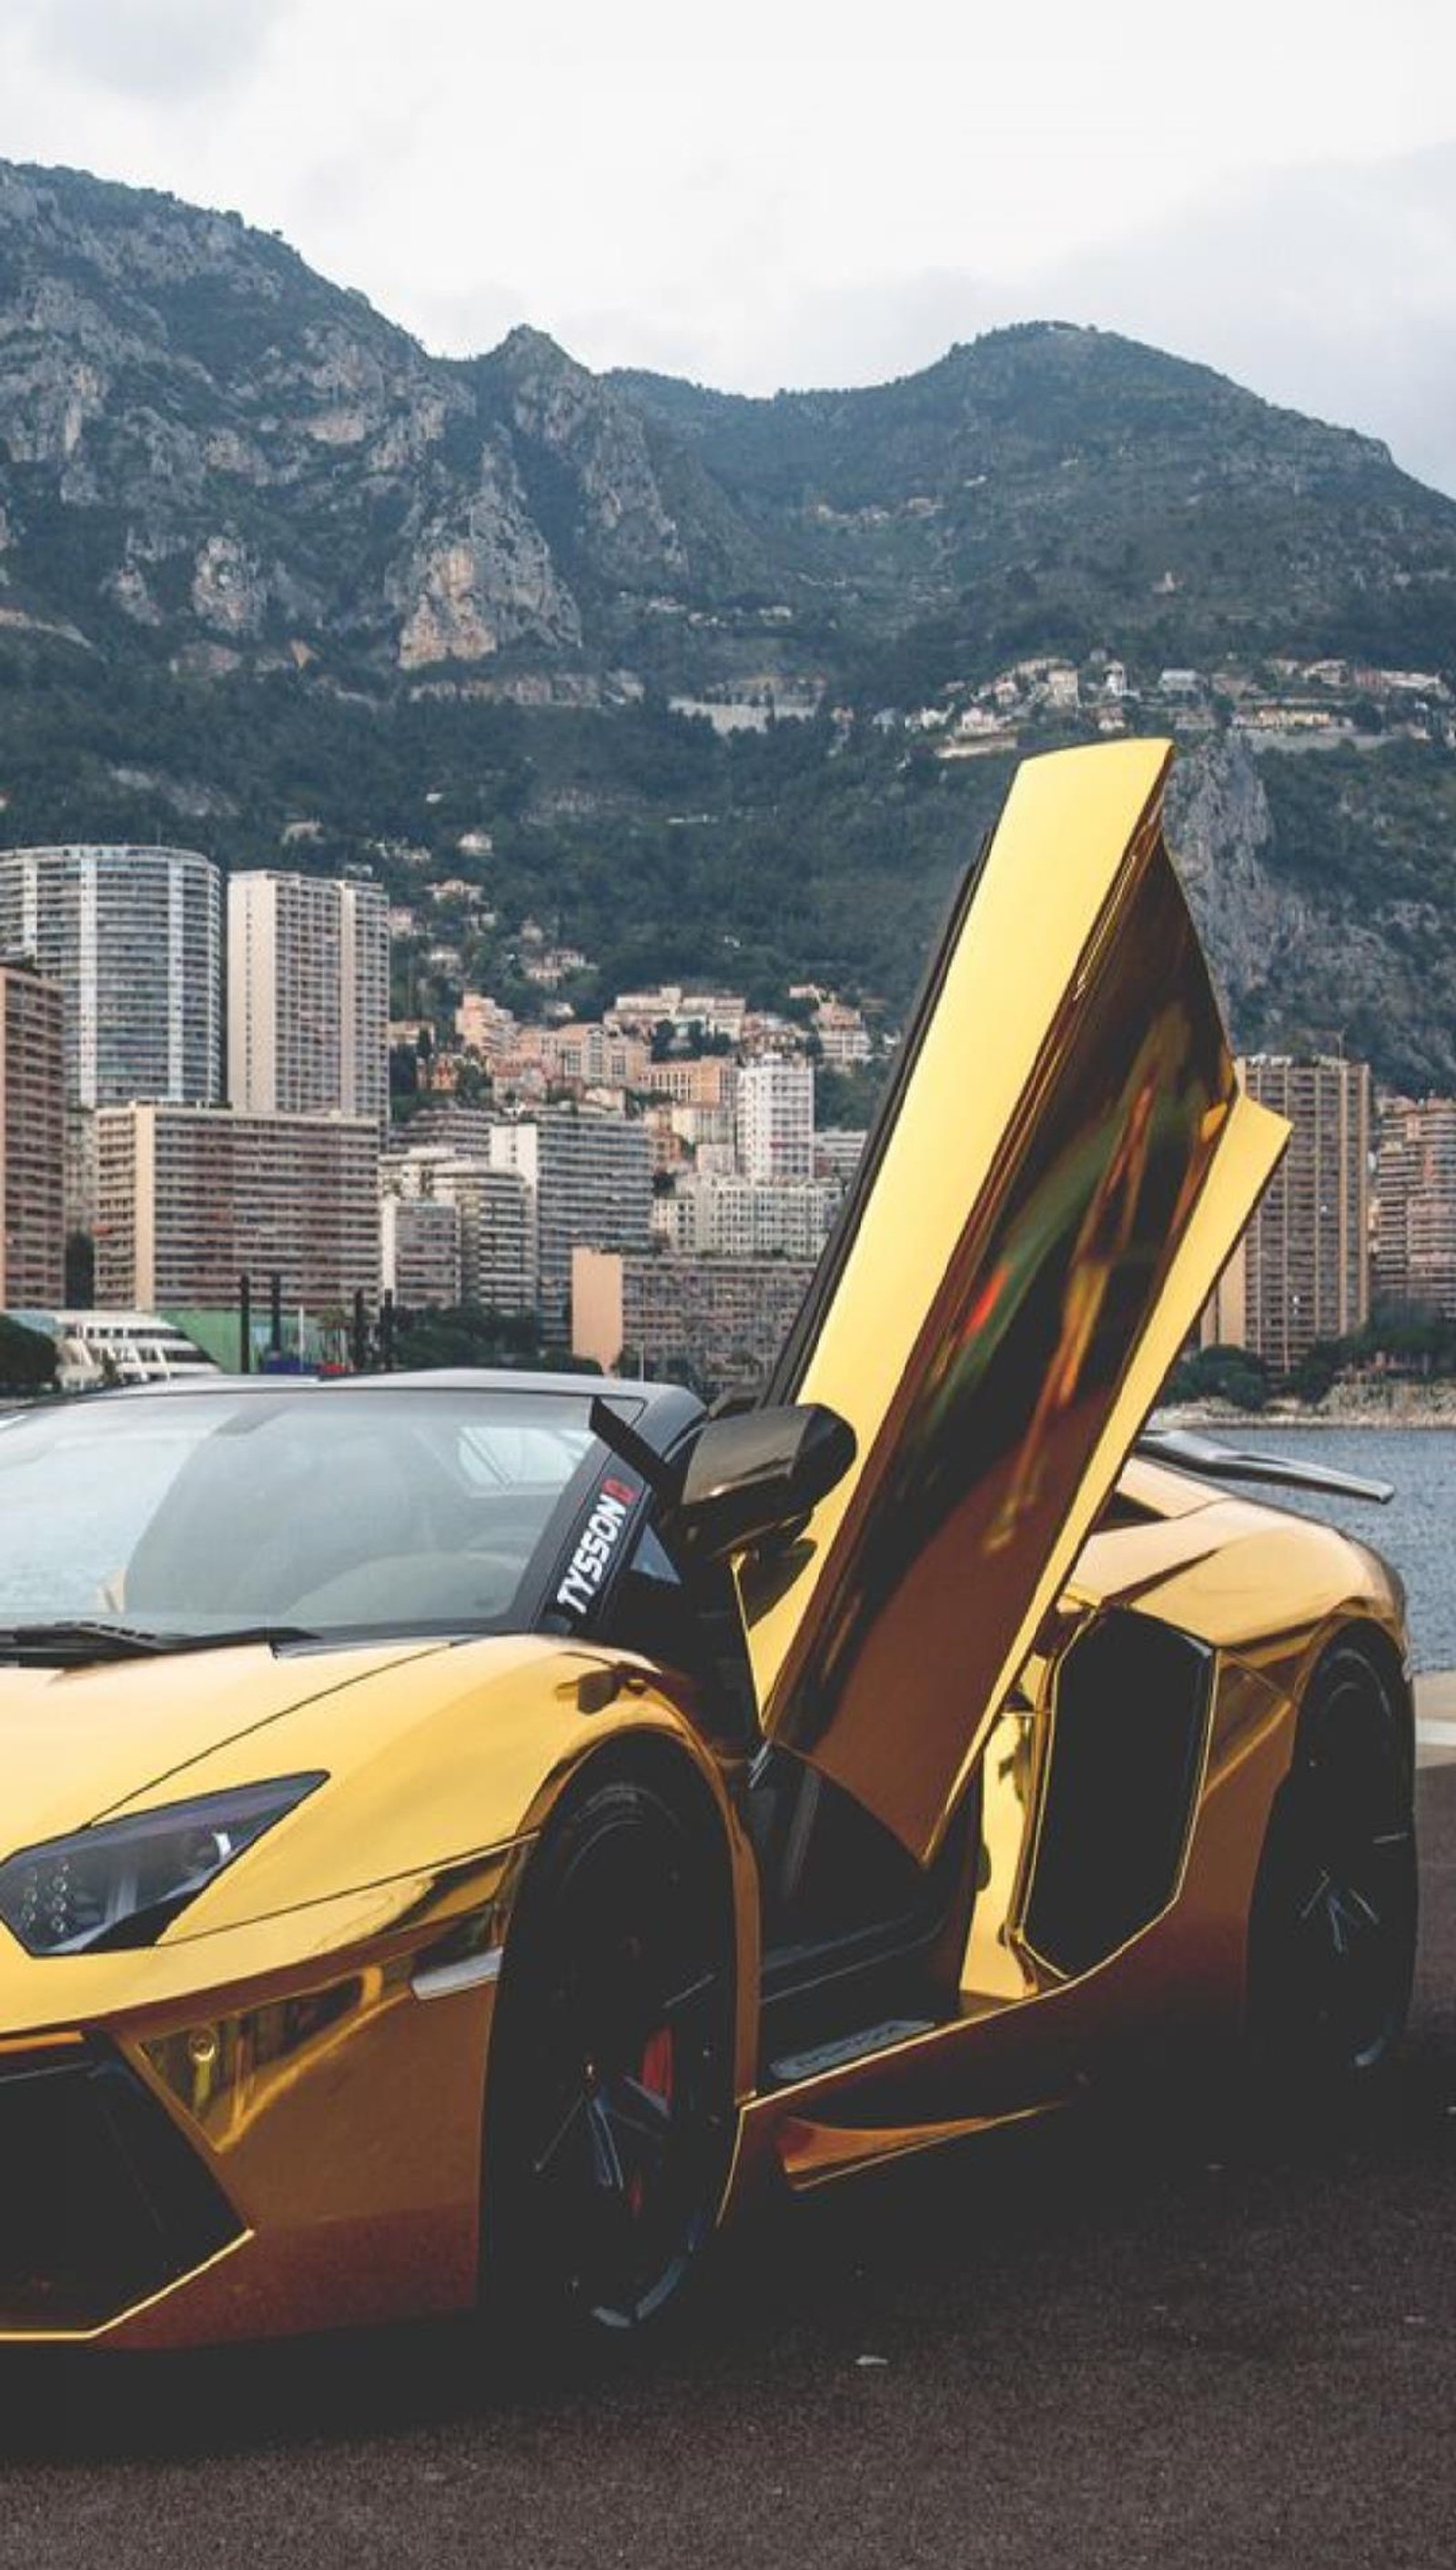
1206,1426,1456,1672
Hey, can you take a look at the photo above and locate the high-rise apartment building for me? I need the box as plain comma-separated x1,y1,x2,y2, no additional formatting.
0,844,223,1236
449,1167,535,1315
1204,1056,1370,1368
383,1145,537,1315
401,1099,498,1158
1374,1095,1456,1318
0,845,222,1109
815,1128,868,1189
0,961,65,1307
489,1111,652,1335
228,871,389,1122
95,1107,379,1311
736,1057,814,1184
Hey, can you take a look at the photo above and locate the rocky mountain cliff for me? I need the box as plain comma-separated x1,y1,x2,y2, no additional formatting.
5,157,1456,693
0,162,767,683
4,157,1456,1089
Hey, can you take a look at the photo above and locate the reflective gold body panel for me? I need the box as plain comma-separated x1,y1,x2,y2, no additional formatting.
730,1491,1404,2200
0,741,1411,2346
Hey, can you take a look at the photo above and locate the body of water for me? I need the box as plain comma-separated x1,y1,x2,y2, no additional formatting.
1199,1425,1456,1671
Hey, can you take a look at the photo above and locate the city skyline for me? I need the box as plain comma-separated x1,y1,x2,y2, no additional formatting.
5,826,1456,1397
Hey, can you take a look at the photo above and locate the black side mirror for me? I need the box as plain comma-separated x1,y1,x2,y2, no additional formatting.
675,1402,856,1562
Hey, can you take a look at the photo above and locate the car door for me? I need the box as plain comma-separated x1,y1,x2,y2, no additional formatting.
745,738,1288,1864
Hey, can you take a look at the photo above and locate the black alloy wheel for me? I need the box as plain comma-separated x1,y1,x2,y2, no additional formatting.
483,1776,734,2349
1247,1639,1418,2091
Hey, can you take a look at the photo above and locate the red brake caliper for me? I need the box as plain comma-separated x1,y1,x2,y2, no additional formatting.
629,2026,674,2216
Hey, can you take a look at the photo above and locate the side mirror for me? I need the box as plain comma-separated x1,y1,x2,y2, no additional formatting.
675,1402,856,1562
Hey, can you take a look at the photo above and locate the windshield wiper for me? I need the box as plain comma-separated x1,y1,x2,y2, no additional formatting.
0,1621,324,1665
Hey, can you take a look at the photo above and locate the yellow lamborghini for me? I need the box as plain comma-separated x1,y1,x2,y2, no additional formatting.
0,739,1415,2352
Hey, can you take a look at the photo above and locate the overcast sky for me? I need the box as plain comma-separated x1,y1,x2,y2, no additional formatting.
3,0,1454,492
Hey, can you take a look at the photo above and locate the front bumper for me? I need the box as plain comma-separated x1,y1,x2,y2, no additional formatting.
0,2035,240,2334
0,1844,526,2347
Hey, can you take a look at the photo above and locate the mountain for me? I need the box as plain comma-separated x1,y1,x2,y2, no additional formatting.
616,330,1456,693
0,162,767,684
5,158,1456,693
3,157,1456,1090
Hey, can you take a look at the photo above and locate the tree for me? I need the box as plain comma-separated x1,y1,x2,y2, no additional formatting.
1166,1342,1270,1411
389,1301,599,1374
1289,1340,1341,1405
0,1316,57,1393
814,1061,885,1128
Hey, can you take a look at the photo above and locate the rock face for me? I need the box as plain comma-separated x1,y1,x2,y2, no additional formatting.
1166,732,1456,1092
1166,734,1309,1029
8,157,1456,692
391,440,582,668
0,163,765,674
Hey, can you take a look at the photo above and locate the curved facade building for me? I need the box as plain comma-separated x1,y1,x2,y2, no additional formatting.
0,845,222,1108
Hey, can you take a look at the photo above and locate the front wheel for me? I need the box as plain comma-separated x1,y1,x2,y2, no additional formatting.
1246,1639,1417,2094
482,1776,735,2352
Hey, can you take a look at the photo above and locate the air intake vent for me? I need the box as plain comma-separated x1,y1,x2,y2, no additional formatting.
0,2039,241,2333
1023,1611,1214,1977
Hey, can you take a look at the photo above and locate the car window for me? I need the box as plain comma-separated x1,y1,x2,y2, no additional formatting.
0,1388,618,1644
0,1413,206,1622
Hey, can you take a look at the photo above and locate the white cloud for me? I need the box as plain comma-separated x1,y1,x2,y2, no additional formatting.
16,0,285,104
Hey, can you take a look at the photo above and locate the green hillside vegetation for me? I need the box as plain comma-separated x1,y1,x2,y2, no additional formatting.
0,632,1005,1017
616,328,1456,686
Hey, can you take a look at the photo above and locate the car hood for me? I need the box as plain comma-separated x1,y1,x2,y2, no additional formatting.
0,1638,454,1853
0,1628,729,2045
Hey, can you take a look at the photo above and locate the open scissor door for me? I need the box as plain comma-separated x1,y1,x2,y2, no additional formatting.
747,739,1287,1861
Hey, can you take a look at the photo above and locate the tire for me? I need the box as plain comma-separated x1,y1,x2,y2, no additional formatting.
1246,1638,1417,2096
481,1775,734,2352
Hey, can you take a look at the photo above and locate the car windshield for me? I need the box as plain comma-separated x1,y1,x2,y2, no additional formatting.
0,1385,616,1646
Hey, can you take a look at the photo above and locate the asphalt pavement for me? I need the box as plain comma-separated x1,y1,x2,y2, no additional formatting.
1,1760,1452,2569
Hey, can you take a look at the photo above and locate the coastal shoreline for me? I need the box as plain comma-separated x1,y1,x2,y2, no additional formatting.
1156,1399,1456,1432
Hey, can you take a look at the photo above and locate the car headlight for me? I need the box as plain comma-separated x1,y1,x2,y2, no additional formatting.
0,1775,326,1957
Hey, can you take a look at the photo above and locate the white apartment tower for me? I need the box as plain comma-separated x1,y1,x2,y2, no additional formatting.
736,1057,815,1185
381,1195,461,1311
0,844,223,1233
0,845,222,1108
228,871,389,1122
382,1145,537,1316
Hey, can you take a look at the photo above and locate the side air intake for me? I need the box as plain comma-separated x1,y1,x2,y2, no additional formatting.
1022,1610,1214,1978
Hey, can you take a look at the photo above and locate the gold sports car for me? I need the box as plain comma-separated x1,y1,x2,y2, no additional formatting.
0,739,1416,2352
